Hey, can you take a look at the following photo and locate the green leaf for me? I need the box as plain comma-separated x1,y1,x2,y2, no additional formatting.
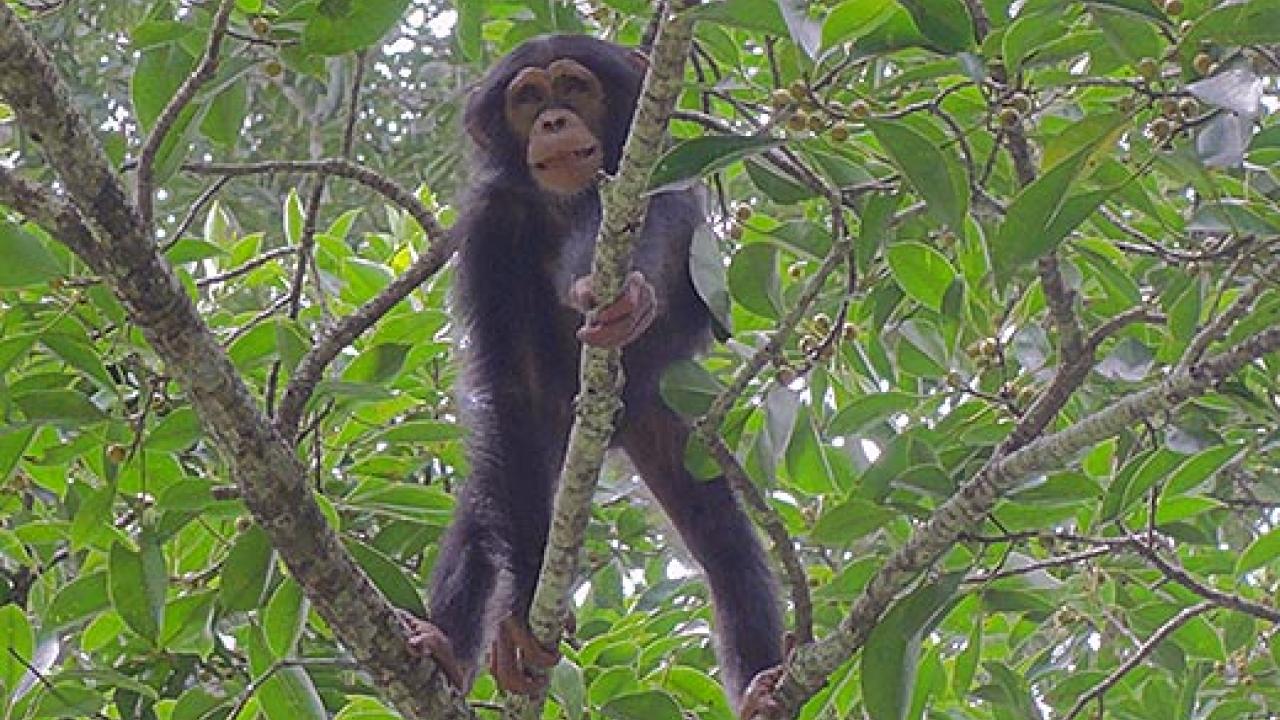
374,420,464,444
14,389,107,426
863,573,963,720
727,243,782,319
600,690,682,720
454,0,484,61
131,44,195,131
109,540,165,642
220,525,275,611
304,0,413,55
146,407,203,452
45,571,110,628
785,405,835,493
897,0,974,53
1188,0,1280,45
341,344,411,383
867,119,968,232
690,226,732,338
201,80,247,148
810,499,896,544
827,392,920,436
1238,526,1280,576
692,0,789,35
247,624,327,720
659,359,725,417
885,241,957,312
264,579,309,658
0,603,34,703
0,222,63,287
345,538,425,616
745,158,814,204
821,0,897,49
648,136,784,193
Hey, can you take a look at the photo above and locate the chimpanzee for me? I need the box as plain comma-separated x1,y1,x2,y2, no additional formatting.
401,34,785,718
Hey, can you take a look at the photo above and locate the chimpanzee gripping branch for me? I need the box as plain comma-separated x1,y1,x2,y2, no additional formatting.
0,6,472,719
505,4,703,719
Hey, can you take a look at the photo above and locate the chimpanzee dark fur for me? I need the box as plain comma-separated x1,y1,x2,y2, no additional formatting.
427,34,783,705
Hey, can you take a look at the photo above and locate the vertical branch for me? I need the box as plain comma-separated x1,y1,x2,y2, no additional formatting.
134,0,236,228
504,3,702,718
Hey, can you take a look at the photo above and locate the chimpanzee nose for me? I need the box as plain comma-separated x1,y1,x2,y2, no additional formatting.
539,110,573,133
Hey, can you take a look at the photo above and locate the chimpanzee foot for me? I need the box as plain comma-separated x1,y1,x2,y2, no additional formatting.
489,614,564,695
738,665,786,720
397,610,470,691
570,270,656,348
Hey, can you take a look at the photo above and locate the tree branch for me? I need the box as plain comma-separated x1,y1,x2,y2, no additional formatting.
505,4,702,718
0,7,470,718
770,325,1280,711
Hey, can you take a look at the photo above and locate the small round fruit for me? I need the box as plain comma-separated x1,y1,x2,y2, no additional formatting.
788,79,807,97
1149,117,1173,140
806,113,825,132
107,445,128,464
1008,93,1032,113
729,224,745,240
235,516,254,533
998,106,1022,127
251,16,270,35
1160,97,1180,118
787,111,809,132
798,334,819,355
829,122,850,141
848,99,870,118
770,89,794,109
1163,0,1183,15
776,366,797,385
788,262,805,279
1193,52,1214,76
1136,57,1160,80
735,205,753,221
813,313,832,335
1179,97,1198,117
264,59,284,78
978,337,999,357
841,323,859,341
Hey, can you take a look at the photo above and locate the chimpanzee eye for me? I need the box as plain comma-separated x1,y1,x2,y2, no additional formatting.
514,85,545,105
559,76,590,95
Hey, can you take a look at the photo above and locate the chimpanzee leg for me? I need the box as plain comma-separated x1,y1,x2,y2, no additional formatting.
425,501,500,682
619,403,784,702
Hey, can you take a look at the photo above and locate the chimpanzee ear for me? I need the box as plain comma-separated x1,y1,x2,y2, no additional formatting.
629,49,649,72
463,89,492,148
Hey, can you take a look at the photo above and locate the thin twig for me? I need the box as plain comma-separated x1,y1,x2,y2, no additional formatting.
135,0,235,227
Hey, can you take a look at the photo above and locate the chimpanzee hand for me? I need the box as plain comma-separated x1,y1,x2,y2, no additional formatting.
489,613,575,695
569,270,656,348
398,610,470,691
738,664,786,719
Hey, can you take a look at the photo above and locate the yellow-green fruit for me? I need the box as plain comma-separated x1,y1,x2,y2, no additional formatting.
1149,117,1173,140
251,16,270,34
735,205,753,221
789,79,807,97
799,335,819,355
830,122,850,141
841,323,859,341
788,263,805,279
1008,93,1032,114
1164,0,1183,14
264,59,284,77
770,89,793,108
848,99,870,118
806,113,825,132
998,106,1021,127
729,224,745,240
1136,57,1160,80
1193,52,1214,76
1160,97,1180,118
812,313,832,335
787,112,809,132
776,366,797,385
1179,98,1199,117
235,516,254,533
107,445,128,464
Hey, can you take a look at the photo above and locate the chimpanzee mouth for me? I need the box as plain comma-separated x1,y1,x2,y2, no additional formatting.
533,145,598,171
